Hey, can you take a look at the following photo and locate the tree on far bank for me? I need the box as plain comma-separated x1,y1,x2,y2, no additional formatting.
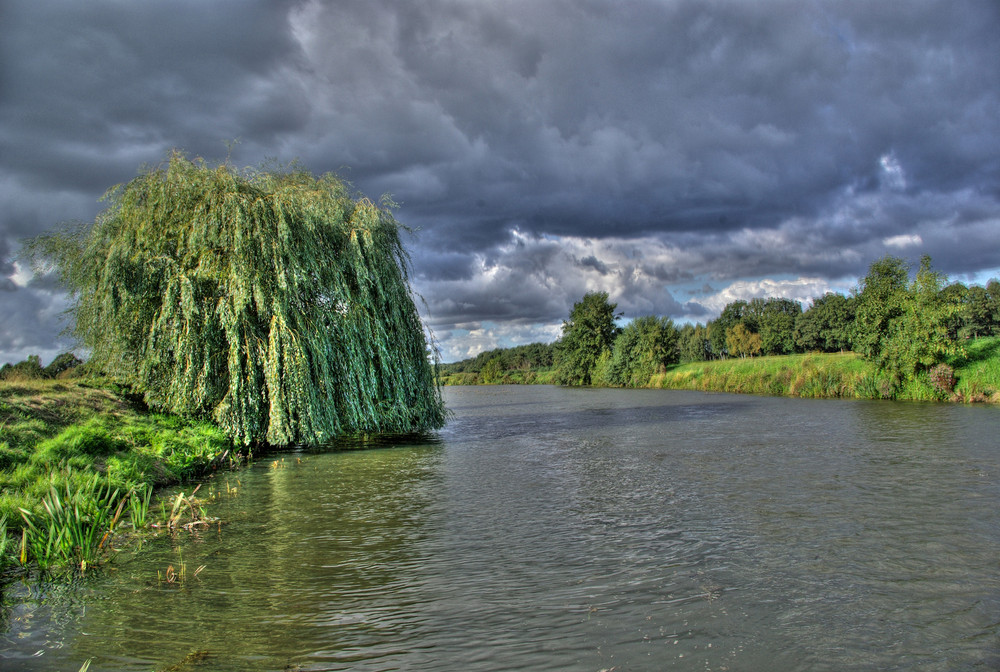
0,355,45,381
794,293,855,352
678,323,712,362
603,315,679,387
25,152,445,445
852,255,910,361
752,298,802,355
555,291,621,385
957,282,1000,340
988,280,1000,334
879,256,963,379
725,323,762,358
480,357,505,384
708,300,748,358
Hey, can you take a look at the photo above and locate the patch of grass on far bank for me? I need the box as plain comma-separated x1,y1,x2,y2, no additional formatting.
650,352,874,399
439,368,558,386
440,337,1000,404
950,336,1000,403
0,377,235,572
650,340,1000,403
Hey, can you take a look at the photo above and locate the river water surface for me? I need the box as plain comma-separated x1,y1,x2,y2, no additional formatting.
2,386,1000,671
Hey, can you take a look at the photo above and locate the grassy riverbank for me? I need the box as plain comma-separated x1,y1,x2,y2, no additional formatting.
442,336,1000,404
439,369,559,386
0,377,239,572
653,338,1000,402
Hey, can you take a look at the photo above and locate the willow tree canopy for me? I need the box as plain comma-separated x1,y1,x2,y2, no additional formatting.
28,153,445,445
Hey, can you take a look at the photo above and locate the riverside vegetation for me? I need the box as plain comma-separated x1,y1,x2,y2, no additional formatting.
2,152,445,575
0,365,237,574
440,256,1000,404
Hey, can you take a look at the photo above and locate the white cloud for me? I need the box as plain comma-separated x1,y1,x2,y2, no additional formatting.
435,321,562,362
698,277,851,315
883,233,923,248
10,262,32,288
879,153,907,191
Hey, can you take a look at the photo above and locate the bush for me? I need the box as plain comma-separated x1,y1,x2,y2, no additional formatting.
928,363,956,397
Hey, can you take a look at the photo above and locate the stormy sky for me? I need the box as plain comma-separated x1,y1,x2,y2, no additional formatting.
2,0,999,364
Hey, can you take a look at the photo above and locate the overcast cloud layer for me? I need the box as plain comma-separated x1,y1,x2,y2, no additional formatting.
2,0,999,363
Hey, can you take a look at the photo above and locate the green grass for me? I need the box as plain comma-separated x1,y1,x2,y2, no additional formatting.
439,367,558,386
0,377,235,573
650,337,1000,403
650,352,874,398
951,336,1000,402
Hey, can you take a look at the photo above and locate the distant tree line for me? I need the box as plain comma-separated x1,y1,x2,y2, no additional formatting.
443,255,1000,390
439,342,557,383
0,353,84,381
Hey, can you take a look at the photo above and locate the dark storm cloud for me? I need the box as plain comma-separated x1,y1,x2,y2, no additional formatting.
2,0,999,362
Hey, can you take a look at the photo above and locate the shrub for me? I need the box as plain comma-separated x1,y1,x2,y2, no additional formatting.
928,363,956,397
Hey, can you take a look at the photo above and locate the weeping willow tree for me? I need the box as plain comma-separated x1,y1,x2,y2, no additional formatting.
27,152,445,445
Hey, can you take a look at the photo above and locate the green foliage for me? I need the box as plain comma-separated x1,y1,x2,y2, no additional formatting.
988,280,1000,334
437,371,482,386
33,419,130,461
0,378,244,569
43,353,84,379
603,316,679,387
590,349,614,387
877,256,963,380
751,298,802,355
0,379,232,528
950,336,1000,402
794,293,855,352
480,357,505,384
726,323,762,358
708,298,800,358
651,352,870,398
709,300,748,357
555,292,622,385
0,355,45,381
678,323,712,363
439,342,556,375
0,516,12,571
128,484,153,530
25,152,444,445
954,282,1000,340
853,255,909,361
0,353,84,381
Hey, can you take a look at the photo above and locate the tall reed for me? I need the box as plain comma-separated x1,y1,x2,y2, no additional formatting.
0,515,12,569
128,483,152,530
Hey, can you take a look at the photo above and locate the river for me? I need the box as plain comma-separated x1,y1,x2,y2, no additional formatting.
2,386,999,671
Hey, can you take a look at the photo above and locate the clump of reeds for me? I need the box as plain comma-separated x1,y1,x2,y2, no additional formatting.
153,485,219,533
13,473,168,572
18,473,124,571
158,559,205,584
128,483,153,530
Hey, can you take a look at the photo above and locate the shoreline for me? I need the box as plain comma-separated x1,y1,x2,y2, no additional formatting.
0,377,245,576
5,347,998,574
440,347,1000,405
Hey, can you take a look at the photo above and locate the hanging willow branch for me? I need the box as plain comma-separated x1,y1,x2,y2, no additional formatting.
26,152,445,445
